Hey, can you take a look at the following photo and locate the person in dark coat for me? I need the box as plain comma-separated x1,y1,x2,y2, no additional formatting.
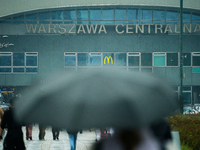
52,126,60,140
0,97,26,150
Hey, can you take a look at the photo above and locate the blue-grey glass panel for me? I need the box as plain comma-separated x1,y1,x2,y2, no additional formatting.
183,53,191,66
193,52,200,55
90,53,101,55
183,92,191,105
64,21,76,24
192,20,200,24
115,9,126,20
192,13,200,20
166,11,178,20
183,87,191,91
90,21,101,24
26,52,37,55
167,53,178,66
90,56,101,66
102,21,114,24
154,56,165,66
77,53,89,66
116,53,126,66
153,10,165,20
13,53,24,66
90,9,101,20
103,53,114,66
140,21,153,24
39,21,50,24
26,56,37,66
102,9,114,20
183,21,191,24
193,67,200,73
0,20,11,24
0,68,11,72
115,21,126,24
129,53,140,55
65,53,76,55
77,10,88,20
13,68,25,72
65,56,76,66
140,9,152,20
128,56,139,66
153,21,165,24
39,12,50,20
51,10,63,20
52,21,63,24
26,68,37,73
166,21,178,24
64,10,76,20
128,21,139,24
26,21,37,24
77,21,88,25
0,56,11,66
128,9,139,20
182,12,191,20
13,15,24,20
26,14,37,20
193,56,200,66
141,53,152,66
13,21,24,24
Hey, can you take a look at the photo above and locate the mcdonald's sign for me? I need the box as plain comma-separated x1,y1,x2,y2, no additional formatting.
104,56,113,64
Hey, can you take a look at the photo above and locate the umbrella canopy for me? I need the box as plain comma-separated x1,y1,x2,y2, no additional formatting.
14,68,178,131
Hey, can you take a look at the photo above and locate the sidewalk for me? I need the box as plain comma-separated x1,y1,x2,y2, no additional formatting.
0,124,97,150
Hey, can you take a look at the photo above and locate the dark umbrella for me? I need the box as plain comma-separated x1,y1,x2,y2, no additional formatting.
14,68,178,131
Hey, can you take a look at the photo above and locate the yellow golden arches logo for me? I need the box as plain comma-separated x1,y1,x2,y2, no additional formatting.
104,56,113,64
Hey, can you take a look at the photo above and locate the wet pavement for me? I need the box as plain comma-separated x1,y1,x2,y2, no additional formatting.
0,124,97,150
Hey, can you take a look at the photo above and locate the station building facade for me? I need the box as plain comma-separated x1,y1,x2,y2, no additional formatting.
0,0,200,104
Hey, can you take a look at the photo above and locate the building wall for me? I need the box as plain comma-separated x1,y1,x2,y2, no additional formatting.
0,33,200,86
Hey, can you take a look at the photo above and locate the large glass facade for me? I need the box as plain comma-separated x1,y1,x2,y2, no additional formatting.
1,8,200,25
0,52,38,73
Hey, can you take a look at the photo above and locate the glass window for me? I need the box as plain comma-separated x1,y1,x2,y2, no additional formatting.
77,53,89,66
13,15,24,20
90,53,102,66
140,9,152,20
192,13,200,20
192,53,200,66
0,56,11,66
128,53,140,66
77,9,88,20
26,14,37,20
182,12,191,20
128,9,139,20
51,10,63,20
102,9,114,20
141,53,152,66
90,9,101,21
13,68,24,73
26,56,37,66
26,68,37,73
65,56,76,66
153,10,165,20
183,53,191,66
13,53,24,66
115,53,126,66
183,92,191,105
103,53,114,66
64,10,76,20
193,67,200,73
0,68,11,73
167,53,178,66
153,53,166,66
166,11,178,20
39,12,50,20
115,9,126,20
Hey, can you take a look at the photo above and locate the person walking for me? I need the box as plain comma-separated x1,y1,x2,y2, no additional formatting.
67,130,78,150
52,126,60,140
26,124,33,140
0,97,26,150
39,124,46,140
